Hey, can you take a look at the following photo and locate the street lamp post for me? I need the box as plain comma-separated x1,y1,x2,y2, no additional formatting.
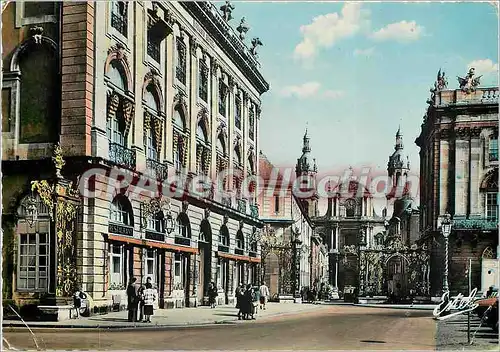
441,213,452,293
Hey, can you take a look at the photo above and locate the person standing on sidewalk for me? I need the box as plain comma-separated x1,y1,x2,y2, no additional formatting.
127,277,139,322
143,282,157,323
208,282,218,308
259,281,270,310
235,283,244,319
137,277,152,322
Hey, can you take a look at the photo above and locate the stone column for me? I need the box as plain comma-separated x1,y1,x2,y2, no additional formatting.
439,129,450,215
470,131,481,217
455,129,470,217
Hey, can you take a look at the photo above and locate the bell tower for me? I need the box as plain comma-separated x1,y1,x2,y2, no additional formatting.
295,128,319,217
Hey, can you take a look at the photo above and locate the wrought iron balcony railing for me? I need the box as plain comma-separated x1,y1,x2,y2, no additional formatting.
146,158,168,180
237,198,247,214
109,143,136,169
250,204,259,218
453,218,498,231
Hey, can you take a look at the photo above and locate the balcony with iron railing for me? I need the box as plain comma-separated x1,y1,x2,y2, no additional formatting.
146,158,168,180
109,143,136,169
452,217,498,231
237,198,247,214
249,204,259,218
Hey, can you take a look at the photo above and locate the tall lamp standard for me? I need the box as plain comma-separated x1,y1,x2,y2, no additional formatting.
441,213,453,293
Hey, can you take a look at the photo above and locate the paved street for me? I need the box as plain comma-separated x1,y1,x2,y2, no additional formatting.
3,305,437,350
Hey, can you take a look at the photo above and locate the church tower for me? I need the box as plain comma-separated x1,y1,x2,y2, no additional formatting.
385,127,411,218
295,129,318,217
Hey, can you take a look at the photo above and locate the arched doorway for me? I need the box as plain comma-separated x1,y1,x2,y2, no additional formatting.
264,252,279,298
198,219,212,305
385,254,408,300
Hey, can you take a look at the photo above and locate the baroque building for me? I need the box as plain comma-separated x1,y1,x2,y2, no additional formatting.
257,149,326,302
2,1,269,319
415,69,499,296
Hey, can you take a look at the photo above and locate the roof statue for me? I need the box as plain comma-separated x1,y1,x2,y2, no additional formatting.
435,69,448,91
458,67,482,93
250,37,263,58
236,17,250,40
219,1,235,22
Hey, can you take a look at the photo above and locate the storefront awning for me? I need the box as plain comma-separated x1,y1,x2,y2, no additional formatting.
217,251,261,263
108,234,199,254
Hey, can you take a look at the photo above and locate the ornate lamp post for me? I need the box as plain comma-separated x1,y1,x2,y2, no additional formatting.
441,213,453,293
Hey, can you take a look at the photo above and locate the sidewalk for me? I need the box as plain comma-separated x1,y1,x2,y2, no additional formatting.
2,302,324,330
321,300,436,310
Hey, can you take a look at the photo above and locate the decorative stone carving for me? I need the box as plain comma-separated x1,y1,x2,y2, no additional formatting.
182,200,189,213
144,111,152,127
256,105,261,117
223,213,229,225
202,148,211,175
173,131,179,155
196,144,203,172
182,135,189,167
250,37,263,57
153,118,163,155
190,36,199,56
174,93,188,115
164,9,175,26
435,69,448,91
204,208,211,219
458,68,482,93
122,99,135,137
30,26,44,45
236,17,250,40
239,220,244,230
440,128,450,139
220,1,235,22
228,76,235,90
107,93,120,121
211,58,219,74
144,68,162,93
470,127,482,138
108,42,129,67
455,127,470,138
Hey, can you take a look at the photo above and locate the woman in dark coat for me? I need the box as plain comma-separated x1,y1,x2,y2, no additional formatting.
208,282,218,308
242,284,255,320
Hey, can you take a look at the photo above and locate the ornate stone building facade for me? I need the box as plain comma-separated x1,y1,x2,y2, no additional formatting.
415,69,498,296
257,150,324,301
2,1,268,317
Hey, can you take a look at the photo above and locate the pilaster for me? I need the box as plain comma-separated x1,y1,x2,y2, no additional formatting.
439,129,450,215
189,37,198,174
455,129,470,217
470,132,481,216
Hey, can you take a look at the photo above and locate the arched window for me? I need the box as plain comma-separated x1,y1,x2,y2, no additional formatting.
145,119,158,161
176,213,191,238
481,169,498,222
197,122,207,142
147,211,164,233
16,193,51,292
106,60,128,148
108,61,127,91
144,85,158,111
173,110,185,131
236,230,244,250
110,195,134,227
219,225,230,247
18,42,59,143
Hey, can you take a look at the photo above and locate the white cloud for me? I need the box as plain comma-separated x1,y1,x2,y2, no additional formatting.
467,59,499,75
371,20,423,42
293,3,370,62
323,90,344,99
280,82,344,100
353,47,375,57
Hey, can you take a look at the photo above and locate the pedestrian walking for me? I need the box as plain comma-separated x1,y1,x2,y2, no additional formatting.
208,282,218,308
259,281,269,310
235,283,244,319
242,284,255,320
137,277,152,322
72,287,87,319
126,277,139,322
143,282,157,323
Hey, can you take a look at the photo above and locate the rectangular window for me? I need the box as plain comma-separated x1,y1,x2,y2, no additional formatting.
249,107,255,141
107,115,125,146
176,38,187,85
489,138,498,162
217,259,227,290
147,36,160,63
18,232,49,291
109,244,124,286
147,215,162,233
235,95,241,130
145,249,156,284
111,1,128,37
274,196,280,213
486,192,498,221
174,253,186,288
218,82,227,117
146,128,157,161
198,60,208,102
2,89,11,132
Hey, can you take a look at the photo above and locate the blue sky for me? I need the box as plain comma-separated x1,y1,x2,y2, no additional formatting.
216,1,499,176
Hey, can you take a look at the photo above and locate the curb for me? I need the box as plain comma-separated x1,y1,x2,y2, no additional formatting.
2,307,322,331
320,301,435,310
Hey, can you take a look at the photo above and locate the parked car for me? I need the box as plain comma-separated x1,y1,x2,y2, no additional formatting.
474,296,498,332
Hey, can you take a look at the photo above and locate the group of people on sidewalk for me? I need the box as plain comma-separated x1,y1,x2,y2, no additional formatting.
235,281,270,320
127,277,158,323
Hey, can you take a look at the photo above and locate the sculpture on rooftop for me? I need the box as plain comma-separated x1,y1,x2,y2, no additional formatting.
236,17,250,40
220,1,235,22
458,67,482,93
435,69,448,91
250,37,263,57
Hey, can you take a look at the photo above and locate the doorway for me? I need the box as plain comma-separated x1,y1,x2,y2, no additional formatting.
199,219,212,305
